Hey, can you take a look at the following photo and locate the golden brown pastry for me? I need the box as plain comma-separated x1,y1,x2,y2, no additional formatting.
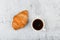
12,10,28,30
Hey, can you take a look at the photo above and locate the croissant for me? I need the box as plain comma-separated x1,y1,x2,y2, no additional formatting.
12,10,28,30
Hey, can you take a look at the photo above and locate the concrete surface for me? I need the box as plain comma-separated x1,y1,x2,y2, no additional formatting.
0,0,60,40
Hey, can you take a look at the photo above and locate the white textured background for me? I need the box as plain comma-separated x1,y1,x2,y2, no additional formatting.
0,0,60,40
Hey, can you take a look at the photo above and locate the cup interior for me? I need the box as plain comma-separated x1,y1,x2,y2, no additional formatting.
32,18,45,31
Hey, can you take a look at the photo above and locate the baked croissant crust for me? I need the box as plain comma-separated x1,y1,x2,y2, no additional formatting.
12,10,28,30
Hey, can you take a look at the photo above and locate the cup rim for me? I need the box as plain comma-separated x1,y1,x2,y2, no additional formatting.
31,17,45,31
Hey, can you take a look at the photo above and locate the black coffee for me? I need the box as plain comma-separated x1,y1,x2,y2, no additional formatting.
32,19,43,30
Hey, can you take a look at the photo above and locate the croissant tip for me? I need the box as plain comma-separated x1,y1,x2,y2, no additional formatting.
13,27,24,30
22,10,28,15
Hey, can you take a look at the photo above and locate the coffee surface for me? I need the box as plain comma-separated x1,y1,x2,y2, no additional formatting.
32,19,43,30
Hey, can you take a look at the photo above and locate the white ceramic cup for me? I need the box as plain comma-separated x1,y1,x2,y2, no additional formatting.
31,17,45,31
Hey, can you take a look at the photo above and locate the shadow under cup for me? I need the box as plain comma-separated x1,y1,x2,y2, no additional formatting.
32,19,44,31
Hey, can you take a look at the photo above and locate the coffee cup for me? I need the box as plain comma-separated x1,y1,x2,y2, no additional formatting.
31,17,45,31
